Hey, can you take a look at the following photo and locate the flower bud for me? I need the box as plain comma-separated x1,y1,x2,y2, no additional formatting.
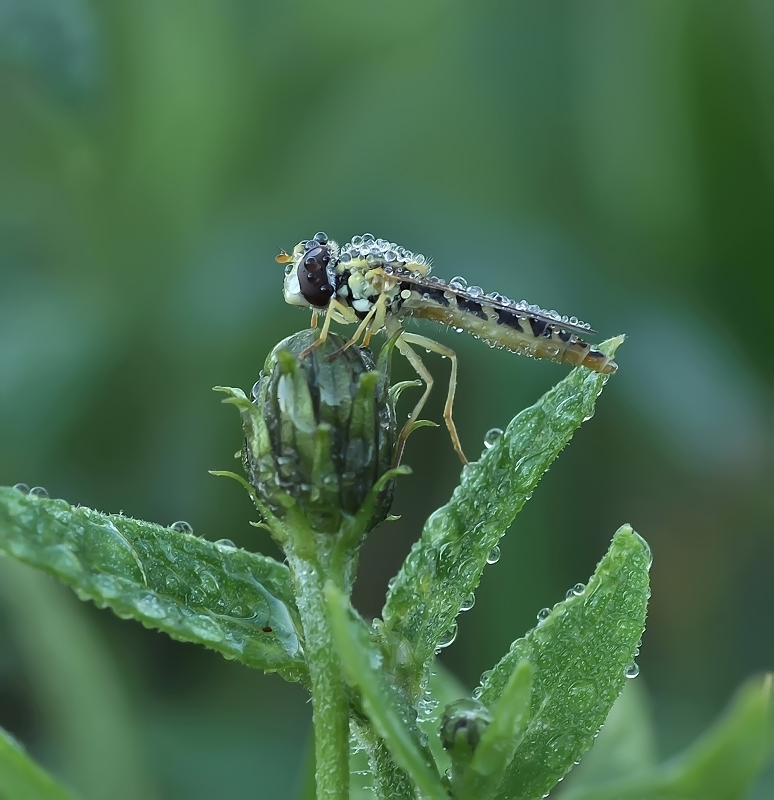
440,698,492,757
241,329,396,534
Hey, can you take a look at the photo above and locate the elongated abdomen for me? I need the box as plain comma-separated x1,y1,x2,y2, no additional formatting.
404,294,618,375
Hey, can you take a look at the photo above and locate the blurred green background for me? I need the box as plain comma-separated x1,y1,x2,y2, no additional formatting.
0,0,772,797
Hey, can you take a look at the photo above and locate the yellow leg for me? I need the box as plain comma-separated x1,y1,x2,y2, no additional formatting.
393,331,467,465
299,300,344,358
326,295,386,359
397,333,468,464
310,310,319,329
339,303,378,352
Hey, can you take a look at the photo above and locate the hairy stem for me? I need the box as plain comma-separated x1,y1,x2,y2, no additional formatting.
285,536,350,800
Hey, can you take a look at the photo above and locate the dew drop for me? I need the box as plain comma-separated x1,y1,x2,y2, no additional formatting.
437,621,458,649
483,427,503,449
135,593,167,620
449,276,468,288
215,538,237,550
29,486,49,498
188,615,225,643
572,582,585,595
170,520,193,534
486,545,501,565
537,607,551,623
199,570,220,596
625,662,640,679
13,483,30,494
459,593,476,612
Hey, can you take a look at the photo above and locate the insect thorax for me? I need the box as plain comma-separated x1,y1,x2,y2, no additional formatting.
284,232,430,321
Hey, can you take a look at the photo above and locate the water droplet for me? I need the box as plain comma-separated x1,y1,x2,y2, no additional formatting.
29,486,49,498
215,538,237,550
437,621,458,649
93,573,120,599
449,276,468,288
188,615,225,643
486,545,501,565
625,662,640,679
572,583,585,595
135,593,167,620
13,483,30,494
170,520,193,534
483,427,503,449
459,593,476,612
46,545,82,578
537,607,551,623
582,410,595,422
199,570,220,596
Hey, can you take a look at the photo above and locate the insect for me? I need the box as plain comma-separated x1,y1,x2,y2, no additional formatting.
277,232,617,464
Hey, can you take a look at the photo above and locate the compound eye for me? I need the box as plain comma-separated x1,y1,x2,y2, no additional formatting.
297,256,334,307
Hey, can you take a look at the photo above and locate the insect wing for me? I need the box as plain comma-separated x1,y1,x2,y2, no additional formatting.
388,268,598,337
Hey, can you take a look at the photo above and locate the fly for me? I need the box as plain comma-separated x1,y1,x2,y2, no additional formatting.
277,232,618,464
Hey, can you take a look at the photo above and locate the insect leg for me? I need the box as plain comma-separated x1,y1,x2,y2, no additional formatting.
326,295,387,359
400,332,466,465
299,299,349,358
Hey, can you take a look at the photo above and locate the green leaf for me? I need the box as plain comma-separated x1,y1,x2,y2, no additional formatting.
561,675,773,799
381,337,624,694
463,660,533,800
0,727,76,800
658,674,773,798
0,560,157,800
0,486,306,682
560,680,658,794
325,583,447,800
478,524,650,800
421,662,471,777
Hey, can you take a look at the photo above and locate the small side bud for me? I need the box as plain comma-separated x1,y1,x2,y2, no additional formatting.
440,698,492,759
241,329,396,534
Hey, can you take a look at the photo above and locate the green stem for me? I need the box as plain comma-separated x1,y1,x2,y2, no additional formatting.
285,539,350,800
353,722,415,800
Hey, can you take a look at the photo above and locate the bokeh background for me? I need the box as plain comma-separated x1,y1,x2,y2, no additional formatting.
1,1,772,797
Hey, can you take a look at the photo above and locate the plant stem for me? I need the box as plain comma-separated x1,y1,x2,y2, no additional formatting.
286,541,350,800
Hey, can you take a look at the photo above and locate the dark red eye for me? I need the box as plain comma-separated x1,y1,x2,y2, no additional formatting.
297,246,334,307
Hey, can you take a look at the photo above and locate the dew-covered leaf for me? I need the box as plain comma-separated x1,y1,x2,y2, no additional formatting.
382,337,624,693
0,727,76,800
325,583,447,800
459,660,533,800
559,680,657,794
0,486,306,682
477,524,650,800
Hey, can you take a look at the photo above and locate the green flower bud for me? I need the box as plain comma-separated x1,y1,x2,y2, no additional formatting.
440,698,492,758
241,329,397,534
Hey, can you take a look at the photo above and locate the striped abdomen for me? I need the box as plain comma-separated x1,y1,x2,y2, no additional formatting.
399,287,617,375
